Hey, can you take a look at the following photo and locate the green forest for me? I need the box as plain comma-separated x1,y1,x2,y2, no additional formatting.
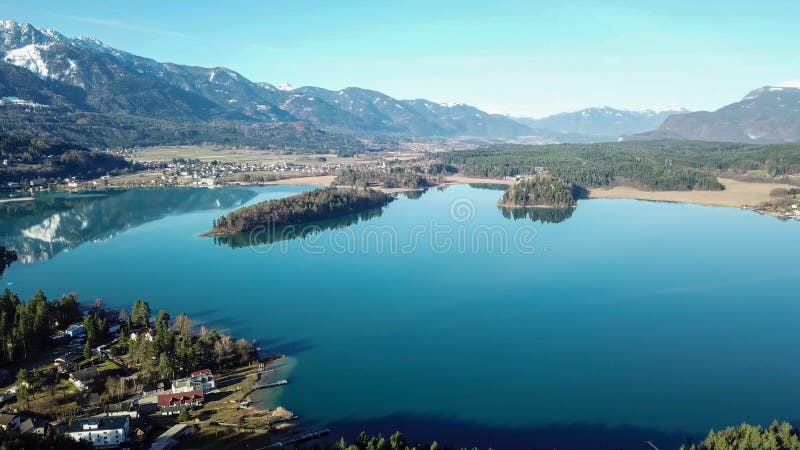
117,300,256,386
438,140,800,191
0,108,366,153
208,187,395,235
498,175,580,207
0,289,83,365
0,133,129,184
334,168,432,189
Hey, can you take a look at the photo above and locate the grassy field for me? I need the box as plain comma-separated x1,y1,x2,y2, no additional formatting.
127,146,343,164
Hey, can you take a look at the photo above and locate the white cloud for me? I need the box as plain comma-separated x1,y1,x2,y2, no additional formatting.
778,80,800,88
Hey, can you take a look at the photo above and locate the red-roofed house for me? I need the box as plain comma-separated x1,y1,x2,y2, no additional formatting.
190,369,211,378
156,389,204,415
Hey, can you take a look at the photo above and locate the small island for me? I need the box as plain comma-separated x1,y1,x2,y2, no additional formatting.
203,187,395,235
498,175,581,208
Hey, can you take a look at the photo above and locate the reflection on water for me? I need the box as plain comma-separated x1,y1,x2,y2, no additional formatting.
398,189,428,200
0,188,257,264
467,183,509,192
212,207,386,248
499,206,575,224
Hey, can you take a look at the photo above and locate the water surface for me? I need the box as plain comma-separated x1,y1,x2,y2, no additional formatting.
2,185,800,449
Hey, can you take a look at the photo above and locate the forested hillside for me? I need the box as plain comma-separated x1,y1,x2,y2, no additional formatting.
0,133,129,183
439,140,800,191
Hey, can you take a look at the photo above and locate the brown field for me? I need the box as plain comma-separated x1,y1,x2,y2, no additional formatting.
589,177,796,208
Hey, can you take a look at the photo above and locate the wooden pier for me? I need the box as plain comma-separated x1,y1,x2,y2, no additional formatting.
254,379,288,389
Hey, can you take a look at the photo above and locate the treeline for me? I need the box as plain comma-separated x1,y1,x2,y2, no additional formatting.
116,300,255,386
334,168,431,190
214,208,385,249
685,420,800,450
435,140,800,191
0,108,365,153
0,289,83,365
0,133,129,183
313,421,800,450
499,175,580,208
316,431,452,450
208,187,395,235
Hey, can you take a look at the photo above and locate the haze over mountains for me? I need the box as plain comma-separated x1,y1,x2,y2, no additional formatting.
514,107,687,141
633,86,800,143
1,19,799,148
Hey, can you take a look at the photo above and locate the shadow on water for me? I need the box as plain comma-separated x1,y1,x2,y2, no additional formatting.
259,338,316,356
211,207,386,249
499,206,576,224
318,414,697,450
182,308,222,320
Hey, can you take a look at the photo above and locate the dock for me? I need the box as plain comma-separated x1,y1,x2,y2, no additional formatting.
254,379,288,389
266,428,331,448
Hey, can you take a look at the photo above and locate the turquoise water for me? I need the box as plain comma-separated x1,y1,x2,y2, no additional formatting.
3,185,800,449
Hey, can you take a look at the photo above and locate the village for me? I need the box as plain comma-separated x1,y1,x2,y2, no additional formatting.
0,300,325,450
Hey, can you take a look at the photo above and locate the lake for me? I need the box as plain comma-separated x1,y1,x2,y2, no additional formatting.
2,184,800,449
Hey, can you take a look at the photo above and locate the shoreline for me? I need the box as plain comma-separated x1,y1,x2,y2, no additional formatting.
19,174,797,217
588,177,796,209
0,196,34,203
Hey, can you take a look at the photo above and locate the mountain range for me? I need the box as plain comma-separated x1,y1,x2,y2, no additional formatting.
0,19,533,148
1,19,799,148
514,107,686,141
632,86,800,143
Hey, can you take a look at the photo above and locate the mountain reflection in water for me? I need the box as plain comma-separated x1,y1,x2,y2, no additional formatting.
0,188,257,264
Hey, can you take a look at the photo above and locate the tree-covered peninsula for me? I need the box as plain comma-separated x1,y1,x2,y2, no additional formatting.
205,187,395,235
498,175,581,208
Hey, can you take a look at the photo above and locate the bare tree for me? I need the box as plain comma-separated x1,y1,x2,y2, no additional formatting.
118,309,130,323
214,334,234,370
172,313,194,338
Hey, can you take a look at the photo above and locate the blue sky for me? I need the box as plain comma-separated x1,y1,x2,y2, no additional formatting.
3,0,799,117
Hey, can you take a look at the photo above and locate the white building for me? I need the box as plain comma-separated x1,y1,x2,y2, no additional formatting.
67,416,129,448
171,368,217,394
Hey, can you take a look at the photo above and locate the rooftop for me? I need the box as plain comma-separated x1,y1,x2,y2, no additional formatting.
68,416,129,433
157,389,204,407
70,367,100,381
0,413,18,425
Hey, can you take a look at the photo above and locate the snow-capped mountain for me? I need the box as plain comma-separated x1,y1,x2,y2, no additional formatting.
635,87,800,143
0,19,532,141
514,107,686,140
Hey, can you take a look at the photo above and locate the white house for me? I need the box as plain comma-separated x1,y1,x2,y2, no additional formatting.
67,416,129,448
65,323,85,337
171,368,217,394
